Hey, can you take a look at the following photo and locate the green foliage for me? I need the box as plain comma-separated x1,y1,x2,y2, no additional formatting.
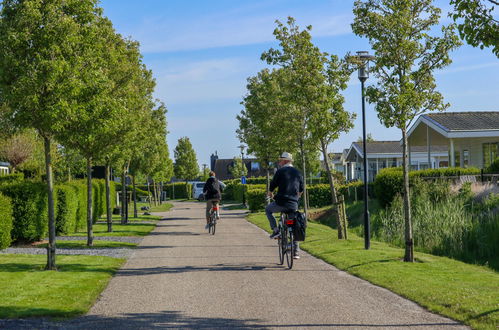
306,184,331,208
0,173,24,186
173,137,199,180
450,0,499,57
0,193,13,249
0,182,49,242
55,185,78,235
67,182,87,232
229,157,247,178
164,182,192,199
247,188,266,212
485,156,499,173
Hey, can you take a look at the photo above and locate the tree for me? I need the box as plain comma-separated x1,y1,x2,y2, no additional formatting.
0,0,108,269
0,131,35,172
450,0,499,57
229,157,248,178
173,137,199,181
357,133,374,143
352,0,461,261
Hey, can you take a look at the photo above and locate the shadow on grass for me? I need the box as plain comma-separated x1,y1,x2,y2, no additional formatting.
0,263,119,274
344,258,398,270
0,309,463,328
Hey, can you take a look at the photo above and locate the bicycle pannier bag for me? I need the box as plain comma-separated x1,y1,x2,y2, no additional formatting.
292,211,307,241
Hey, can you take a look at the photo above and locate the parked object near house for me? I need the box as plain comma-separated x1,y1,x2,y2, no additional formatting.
192,182,205,200
0,162,10,176
408,111,499,169
345,141,448,182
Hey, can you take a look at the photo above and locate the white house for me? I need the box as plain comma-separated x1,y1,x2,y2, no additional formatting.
344,141,448,182
0,162,10,176
407,112,499,169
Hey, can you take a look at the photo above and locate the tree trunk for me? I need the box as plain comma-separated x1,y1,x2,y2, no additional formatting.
68,167,71,182
266,167,270,204
133,175,138,218
43,136,56,270
402,127,414,262
121,167,127,224
86,157,93,247
105,162,112,233
125,167,129,224
321,140,344,239
147,180,152,206
300,138,308,220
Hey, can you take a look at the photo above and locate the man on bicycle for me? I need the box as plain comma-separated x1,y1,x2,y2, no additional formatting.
203,171,226,229
266,152,304,258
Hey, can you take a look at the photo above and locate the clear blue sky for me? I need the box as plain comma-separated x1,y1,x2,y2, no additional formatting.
100,0,499,167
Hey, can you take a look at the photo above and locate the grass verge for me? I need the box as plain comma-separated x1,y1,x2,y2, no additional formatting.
38,240,137,249
0,254,124,319
248,213,499,330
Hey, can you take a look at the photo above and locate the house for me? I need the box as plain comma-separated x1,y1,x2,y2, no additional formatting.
407,112,499,169
209,152,268,180
0,162,10,176
345,141,448,182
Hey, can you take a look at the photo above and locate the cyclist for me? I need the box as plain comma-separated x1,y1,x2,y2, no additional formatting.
266,152,304,259
203,171,226,229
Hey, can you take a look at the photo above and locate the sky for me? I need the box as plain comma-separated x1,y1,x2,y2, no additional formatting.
100,0,499,168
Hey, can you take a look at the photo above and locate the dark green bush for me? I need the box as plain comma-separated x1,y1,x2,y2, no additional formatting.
55,184,78,235
0,182,49,242
0,193,13,249
307,184,331,208
0,172,24,186
164,182,192,199
485,157,499,173
247,188,266,212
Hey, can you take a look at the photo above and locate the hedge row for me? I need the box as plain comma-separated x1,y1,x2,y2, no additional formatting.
0,193,13,249
0,172,24,186
374,167,481,208
164,182,192,199
0,179,116,245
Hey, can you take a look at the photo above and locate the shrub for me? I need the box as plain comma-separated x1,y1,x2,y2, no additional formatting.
485,157,499,173
164,182,192,199
0,172,24,186
247,188,266,212
55,184,78,235
67,182,87,232
0,193,13,249
0,182,49,242
306,184,331,208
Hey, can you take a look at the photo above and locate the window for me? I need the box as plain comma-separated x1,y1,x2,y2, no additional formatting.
251,162,260,171
463,150,469,168
196,183,204,188
483,143,498,168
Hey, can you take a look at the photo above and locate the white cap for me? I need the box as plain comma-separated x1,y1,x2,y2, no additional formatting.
279,152,293,161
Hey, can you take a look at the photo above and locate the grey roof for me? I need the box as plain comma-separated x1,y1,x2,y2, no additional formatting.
329,153,343,161
425,112,499,131
0,162,10,167
353,141,447,156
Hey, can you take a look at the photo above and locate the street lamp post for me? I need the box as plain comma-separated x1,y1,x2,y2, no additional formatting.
355,50,375,250
239,144,247,208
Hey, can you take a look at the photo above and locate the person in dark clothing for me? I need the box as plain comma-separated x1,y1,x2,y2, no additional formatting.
203,171,226,228
266,152,304,258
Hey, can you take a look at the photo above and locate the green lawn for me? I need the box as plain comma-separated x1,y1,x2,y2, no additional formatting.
248,213,499,330
0,254,124,319
38,240,137,249
68,222,156,237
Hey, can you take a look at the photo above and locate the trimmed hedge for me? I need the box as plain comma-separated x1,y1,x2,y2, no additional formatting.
67,181,87,232
374,167,481,208
247,188,266,212
164,182,192,199
0,182,50,242
0,172,24,186
0,193,13,249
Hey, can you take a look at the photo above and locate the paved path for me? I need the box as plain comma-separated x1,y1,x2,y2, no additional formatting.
59,201,465,329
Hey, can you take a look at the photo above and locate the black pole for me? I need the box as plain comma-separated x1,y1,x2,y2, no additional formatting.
241,149,246,207
361,79,370,250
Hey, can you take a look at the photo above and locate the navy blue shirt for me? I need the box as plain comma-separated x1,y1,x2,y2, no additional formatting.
269,165,304,209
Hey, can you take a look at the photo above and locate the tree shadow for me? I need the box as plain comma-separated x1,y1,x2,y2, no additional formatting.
0,263,119,275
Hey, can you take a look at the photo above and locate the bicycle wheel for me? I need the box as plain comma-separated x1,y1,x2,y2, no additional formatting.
278,224,284,265
211,214,216,235
285,228,294,269
207,212,213,234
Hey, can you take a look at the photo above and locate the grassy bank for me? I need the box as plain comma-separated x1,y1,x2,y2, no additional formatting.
248,213,499,330
0,254,124,319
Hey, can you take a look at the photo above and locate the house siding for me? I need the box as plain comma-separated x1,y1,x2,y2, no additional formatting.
452,137,499,168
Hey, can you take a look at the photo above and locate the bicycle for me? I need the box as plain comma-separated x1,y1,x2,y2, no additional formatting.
277,211,296,269
207,201,219,235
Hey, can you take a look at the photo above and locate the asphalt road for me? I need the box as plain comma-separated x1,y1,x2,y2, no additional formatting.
69,201,468,329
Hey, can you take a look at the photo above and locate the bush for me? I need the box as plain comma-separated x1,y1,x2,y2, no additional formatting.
0,182,49,242
0,172,24,186
0,193,13,249
164,182,192,199
55,185,78,235
485,157,499,173
247,188,266,212
306,184,331,208
67,182,87,232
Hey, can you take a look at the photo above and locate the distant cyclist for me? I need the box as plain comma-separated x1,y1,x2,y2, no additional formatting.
203,171,226,229
266,152,304,259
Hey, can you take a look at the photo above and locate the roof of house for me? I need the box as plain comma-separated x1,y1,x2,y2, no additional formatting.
212,158,268,180
425,112,499,131
347,141,448,159
0,161,10,167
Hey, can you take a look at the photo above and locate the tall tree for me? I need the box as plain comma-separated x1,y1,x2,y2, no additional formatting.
173,137,199,181
352,0,461,261
0,0,106,269
229,157,248,178
450,0,498,57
